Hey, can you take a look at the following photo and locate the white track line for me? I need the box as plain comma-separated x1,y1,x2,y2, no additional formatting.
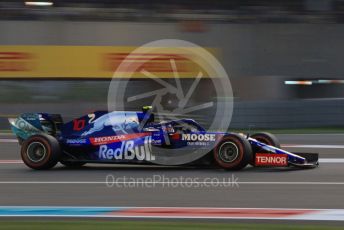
282,144,344,149
278,133,344,136
0,139,17,143
319,158,344,163
0,160,22,164
0,181,342,185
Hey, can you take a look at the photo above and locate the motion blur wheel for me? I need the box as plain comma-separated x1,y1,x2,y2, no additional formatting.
21,134,61,170
27,142,46,162
213,134,252,170
218,142,239,163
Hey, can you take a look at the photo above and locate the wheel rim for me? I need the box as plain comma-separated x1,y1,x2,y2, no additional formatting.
27,142,46,163
218,141,239,163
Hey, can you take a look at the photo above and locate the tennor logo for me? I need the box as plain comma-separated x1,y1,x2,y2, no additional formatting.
255,153,288,166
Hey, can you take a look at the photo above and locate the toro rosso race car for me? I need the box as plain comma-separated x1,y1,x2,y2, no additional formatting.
8,106,319,170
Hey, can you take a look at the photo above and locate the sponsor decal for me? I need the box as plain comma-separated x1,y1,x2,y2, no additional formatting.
255,153,288,166
151,139,162,145
161,125,174,133
88,113,96,123
73,119,86,131
14,117,40,132
170,133,180,141
0,46,215,79
0,52,33,71
98,136,154,161
182,133,216,142
81,112,140,136
187,142,210,146
66,139,87,144
103,52,190,73
25,114,38,121
90,133,150,145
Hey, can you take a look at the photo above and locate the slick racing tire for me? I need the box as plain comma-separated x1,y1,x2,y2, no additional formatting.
251,132,280,149
60,161,86,168
213,134,253,170
250,132,280,165
21,134,61,170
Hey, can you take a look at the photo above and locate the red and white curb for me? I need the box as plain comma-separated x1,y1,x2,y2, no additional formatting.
102,207,344,221
0,207,343,220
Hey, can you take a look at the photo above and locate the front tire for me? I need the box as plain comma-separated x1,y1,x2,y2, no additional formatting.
251,132,280,149
21,134,61,170
213,134,253,170
250,132,280,165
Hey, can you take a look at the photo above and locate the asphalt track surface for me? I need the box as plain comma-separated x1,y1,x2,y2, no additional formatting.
0,134,344,212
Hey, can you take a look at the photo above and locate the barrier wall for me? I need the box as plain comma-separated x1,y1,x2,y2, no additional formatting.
1,21,344,79
1,99,343,130
1,21,344,129
1,21,344,99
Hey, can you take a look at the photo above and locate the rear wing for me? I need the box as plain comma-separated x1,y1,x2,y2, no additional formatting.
8,113,63,143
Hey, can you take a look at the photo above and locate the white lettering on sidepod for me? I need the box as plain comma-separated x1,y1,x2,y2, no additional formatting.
182,133,216,142
99,136,154,161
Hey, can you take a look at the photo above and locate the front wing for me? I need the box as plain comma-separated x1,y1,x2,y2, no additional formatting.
248,137,319,168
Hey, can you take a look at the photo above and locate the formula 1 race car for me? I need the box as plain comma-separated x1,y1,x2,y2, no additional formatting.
8,106,319,170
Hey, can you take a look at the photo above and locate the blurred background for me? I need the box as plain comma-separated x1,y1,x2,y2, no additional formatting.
1,0,344,131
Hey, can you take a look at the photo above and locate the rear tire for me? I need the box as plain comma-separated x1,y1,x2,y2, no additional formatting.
213,134,252,170
21,134,61,170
